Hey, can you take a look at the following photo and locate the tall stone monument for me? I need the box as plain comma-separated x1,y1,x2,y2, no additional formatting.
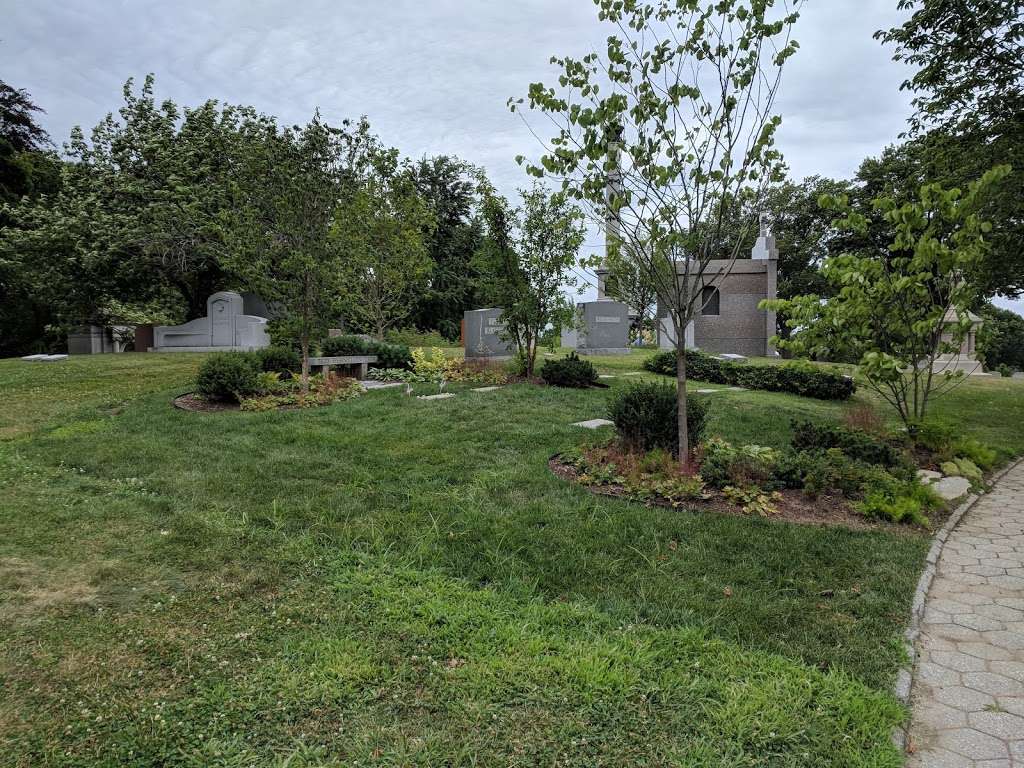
153,291,270,352
463,308,514,359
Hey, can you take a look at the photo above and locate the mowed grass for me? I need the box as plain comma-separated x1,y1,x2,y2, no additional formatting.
2,350,1021,766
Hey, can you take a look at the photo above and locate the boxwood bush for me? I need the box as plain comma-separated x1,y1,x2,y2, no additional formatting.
195,352,259,403
790,420,902,467
255,346,301,375
608,383,708,454
643,349,854,400
322,335,370,356
541,353,598,388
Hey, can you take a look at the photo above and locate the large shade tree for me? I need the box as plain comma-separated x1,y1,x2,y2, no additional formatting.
2,76,277,325
875,0,1024,298
0,79,62,356
220,116,373,390
408,156,484,340
511,0,801,464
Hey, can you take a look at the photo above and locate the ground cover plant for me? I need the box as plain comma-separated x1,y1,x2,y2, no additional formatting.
2,350,1023,765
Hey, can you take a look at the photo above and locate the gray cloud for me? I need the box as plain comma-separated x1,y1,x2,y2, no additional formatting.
4,0,1020,313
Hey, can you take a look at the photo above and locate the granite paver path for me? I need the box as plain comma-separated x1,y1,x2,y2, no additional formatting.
907,461,1024,767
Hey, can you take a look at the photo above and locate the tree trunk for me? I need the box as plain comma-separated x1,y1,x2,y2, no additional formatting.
676,343,689,466
300,336,310,394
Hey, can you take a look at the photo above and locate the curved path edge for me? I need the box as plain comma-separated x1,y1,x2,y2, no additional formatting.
893,456,1024,760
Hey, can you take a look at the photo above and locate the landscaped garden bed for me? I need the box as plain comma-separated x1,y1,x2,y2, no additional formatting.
553,378,1005,533
550,445,943,533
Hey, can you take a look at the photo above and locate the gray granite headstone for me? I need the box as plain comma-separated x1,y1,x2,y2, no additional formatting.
464,308,513,359
570,299,631,355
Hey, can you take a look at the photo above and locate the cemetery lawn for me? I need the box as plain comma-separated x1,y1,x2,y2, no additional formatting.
2,353,1023,766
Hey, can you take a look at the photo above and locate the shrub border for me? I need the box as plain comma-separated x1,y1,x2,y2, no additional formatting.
892,456,1024,751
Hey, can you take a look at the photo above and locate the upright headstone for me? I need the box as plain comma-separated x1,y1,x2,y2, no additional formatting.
67,325,114,355
463,308,513,359
153,291,270,352
564,299,631,355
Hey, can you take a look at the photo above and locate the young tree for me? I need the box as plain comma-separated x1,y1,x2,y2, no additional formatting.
510,0,800,464
221,116,369,391
333,150,434,340
767,166,1011,431
475,182,586,376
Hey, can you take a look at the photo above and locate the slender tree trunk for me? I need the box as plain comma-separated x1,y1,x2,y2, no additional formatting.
676,342,689,466
300,335,310,394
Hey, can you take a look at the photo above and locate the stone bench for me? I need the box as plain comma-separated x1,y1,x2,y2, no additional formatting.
307,355,378,379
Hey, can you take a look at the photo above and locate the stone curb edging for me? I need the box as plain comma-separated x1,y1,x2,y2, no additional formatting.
890,456,1024,752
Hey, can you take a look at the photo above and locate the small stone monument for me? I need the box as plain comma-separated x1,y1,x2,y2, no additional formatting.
931,309,985,376
153,291,270,352
463,308,513,359
563,298,631,355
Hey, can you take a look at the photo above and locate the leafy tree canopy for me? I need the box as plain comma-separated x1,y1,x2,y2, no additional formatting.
875,0,1024,133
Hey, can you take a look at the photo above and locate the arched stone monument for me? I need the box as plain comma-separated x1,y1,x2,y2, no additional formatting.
153,291,270,352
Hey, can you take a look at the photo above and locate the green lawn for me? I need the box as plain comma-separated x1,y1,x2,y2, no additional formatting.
2,351,1021,766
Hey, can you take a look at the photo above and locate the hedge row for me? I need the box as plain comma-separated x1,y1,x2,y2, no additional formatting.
643,349,855,401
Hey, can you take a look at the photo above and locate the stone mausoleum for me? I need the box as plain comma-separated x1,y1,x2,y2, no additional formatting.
649,217,779,358
153,291,270,352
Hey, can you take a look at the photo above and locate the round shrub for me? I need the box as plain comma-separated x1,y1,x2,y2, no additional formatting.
320,335,413,370
372,341,412,370
541,352,598,388
608,382,708,454
255,346,301,375
195,352,259,403
321,335,370,356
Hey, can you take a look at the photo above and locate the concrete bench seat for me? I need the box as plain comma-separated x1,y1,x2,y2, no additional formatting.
307,355,378,379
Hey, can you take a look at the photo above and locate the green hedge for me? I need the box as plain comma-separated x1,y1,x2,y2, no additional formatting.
643,350,855,400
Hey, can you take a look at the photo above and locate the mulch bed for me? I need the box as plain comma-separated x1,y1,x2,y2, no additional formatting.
172,392,240,413
550,454,939,535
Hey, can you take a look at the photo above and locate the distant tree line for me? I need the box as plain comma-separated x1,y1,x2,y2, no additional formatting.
0,76,506,356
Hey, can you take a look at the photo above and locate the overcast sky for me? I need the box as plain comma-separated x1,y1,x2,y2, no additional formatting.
3,0,1021,313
